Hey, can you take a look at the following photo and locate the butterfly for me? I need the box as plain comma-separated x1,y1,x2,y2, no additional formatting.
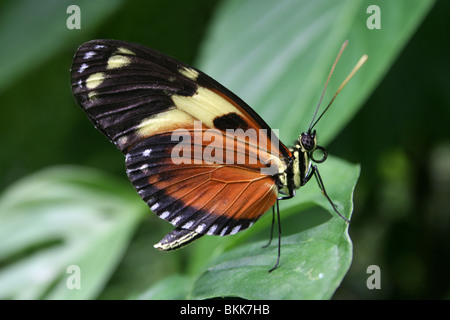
71,39,367,272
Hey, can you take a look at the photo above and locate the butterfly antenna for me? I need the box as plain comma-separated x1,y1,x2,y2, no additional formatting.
308,40,349,132
310,52,368,131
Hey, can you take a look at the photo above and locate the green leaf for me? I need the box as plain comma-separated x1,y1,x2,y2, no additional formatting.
192,229,350,300
198,0,434,144
173,0,432,299
0,0,124,94
137,274,193,300
1,0,432,300
0,166,145,299
190,157,359,299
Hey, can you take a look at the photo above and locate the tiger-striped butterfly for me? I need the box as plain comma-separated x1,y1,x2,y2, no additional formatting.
71,39,367,272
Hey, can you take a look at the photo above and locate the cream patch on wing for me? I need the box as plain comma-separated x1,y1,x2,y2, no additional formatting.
106,47,135,70
107,55,132,69
85,72,106,89
171,87,244,129
178,66,199,81
136,108,196,137
117,47,136,55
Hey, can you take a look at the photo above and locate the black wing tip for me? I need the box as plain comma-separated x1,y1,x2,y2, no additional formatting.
154,227,203,251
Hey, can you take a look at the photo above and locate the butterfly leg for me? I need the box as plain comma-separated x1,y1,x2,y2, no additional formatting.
261,205,275,249
263,188,295,270
310,165,350,223
268,200,282,273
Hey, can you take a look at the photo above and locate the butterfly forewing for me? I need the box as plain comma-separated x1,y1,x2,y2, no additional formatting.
71,40,198,151
71,39,291,241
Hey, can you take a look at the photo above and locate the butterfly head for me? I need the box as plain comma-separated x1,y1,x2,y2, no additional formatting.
299,130,327,164
299,130,317,152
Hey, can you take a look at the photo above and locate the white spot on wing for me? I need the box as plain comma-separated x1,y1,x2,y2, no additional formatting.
160,211,169,219
78,63,88,73
195,224,206,233
230,225,241,235
83,51,96,59
207,224,218,235
171,216,181,225
220,226,229,236
151,203,159,211
183,220,194,229
94,44,105,49
117,136,128,148
142,149,152,157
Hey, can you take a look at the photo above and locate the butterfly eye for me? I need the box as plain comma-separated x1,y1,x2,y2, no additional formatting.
300,132,316,151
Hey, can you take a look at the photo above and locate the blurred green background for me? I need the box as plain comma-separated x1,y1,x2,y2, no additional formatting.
333,0,450,298
0,0,448,299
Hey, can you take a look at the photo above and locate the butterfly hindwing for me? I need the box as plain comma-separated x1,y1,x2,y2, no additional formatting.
71,39,292,245
125,131,278,236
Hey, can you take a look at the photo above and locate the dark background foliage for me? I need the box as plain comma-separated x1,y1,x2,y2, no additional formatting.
331,0,449,299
